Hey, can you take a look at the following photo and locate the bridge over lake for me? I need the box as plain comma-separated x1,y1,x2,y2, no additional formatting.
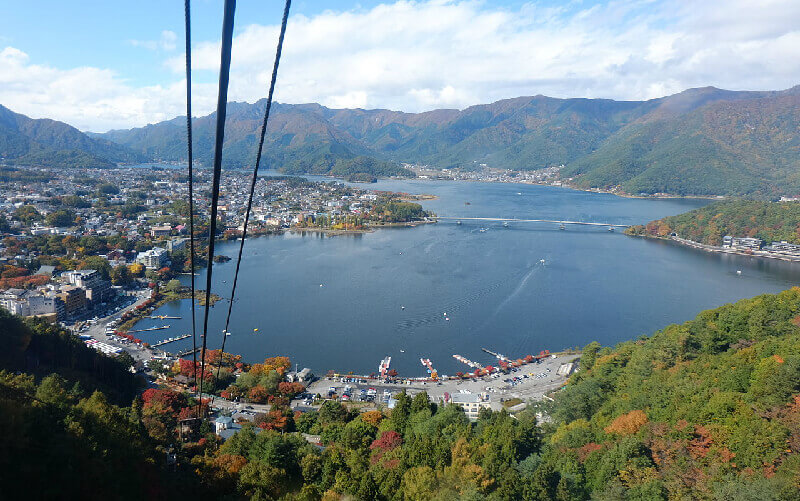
434,216,630,228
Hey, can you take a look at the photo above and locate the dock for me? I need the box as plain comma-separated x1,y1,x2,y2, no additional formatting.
453,354,483,369
176,347,201,357
152,334,191,347
128,325,170,333
481,347,511,362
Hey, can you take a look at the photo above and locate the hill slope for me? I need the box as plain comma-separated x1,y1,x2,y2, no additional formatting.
626,200,800,245
100,85,800,195
0,104,146,168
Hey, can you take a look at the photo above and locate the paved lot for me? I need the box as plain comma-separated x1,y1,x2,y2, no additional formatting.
304,354,580,411
77,290,154,363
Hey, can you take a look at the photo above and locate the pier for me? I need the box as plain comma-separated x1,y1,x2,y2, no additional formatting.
149,315,181,319
152,334,191,347
176,347,201,357
127,324,170,333
453,354,483,369
481,347,511,362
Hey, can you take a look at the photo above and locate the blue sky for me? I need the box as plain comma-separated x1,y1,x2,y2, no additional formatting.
2,0,799,131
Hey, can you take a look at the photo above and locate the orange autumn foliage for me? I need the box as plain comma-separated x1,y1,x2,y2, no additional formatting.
362,410,384,426
604,410,649,436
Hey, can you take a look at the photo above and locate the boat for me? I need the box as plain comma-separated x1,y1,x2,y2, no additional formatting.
540,259,545,264
465,202,471,205
503,222,509,227
401,305,405,310
608,226,615,232
456,220,462,225
559,224,566,230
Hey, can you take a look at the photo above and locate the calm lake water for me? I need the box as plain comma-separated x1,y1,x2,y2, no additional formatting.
138,177,800,376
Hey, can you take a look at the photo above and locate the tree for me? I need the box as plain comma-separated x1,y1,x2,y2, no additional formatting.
411,391,431,414
318,400,349,425
111,265,132,286
402,466,438,501
14,205,42,224
45,209,76,227
97,183,120,195
163,279,182,293
581,341,602,371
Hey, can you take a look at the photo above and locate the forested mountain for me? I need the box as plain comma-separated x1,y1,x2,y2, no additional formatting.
0,105,146,168
99,86,800,195
563,88,800,196
4,285,800,498
626,200,800,245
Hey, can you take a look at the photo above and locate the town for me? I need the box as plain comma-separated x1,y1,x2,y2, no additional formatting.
0,164,432,326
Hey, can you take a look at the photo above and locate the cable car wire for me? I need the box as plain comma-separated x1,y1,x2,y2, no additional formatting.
213,0,292,396
183,0,200,410
197,0,237,414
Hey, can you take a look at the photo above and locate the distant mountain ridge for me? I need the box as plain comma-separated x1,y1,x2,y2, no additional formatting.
4,84,799,195
0,105,146,168
99,85,800,195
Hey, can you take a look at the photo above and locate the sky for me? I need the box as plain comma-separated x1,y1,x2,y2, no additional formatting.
2,0,800,132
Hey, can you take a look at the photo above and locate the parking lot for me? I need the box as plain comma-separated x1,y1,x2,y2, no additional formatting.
303,353,580,411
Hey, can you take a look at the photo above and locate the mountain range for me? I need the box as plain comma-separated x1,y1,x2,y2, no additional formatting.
0,104,146,168
3,85,799,196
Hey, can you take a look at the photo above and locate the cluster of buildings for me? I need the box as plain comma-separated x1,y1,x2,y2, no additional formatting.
0,269,114,321
408,163,563,185
721,236,800,256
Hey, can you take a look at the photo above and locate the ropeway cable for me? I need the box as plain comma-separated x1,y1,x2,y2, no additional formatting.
183,0,200,413
197,0,237,415
212,0,292,401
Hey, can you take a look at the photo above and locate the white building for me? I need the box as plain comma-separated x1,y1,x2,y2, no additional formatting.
448,393,492,420
136,247,168,269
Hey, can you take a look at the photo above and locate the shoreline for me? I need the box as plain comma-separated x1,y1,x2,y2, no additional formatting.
631,233,800,263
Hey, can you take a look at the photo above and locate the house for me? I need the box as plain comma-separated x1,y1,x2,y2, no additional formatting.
769,241,800,256
214,416,234,435
723,236,763,251
447,393,492,421
287,367,314,383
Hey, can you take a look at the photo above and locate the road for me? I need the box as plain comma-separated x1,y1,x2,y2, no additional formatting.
198,392,271,414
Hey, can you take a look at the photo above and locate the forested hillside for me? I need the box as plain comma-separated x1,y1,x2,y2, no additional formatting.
98,86,800,195
0,104,146,168
4,286,800,498
626,200,800,246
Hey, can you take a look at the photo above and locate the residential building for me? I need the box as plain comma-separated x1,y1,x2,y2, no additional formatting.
63,269,113,305
724,236,763,251
150,225,172,238
166,238,187,252
137,247,169,269
447,393,492,420
56,286,87,317
769,241,800,255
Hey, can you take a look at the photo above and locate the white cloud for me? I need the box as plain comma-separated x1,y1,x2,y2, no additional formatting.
3,1,800,131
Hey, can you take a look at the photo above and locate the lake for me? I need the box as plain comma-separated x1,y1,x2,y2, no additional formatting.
137,178,800,376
